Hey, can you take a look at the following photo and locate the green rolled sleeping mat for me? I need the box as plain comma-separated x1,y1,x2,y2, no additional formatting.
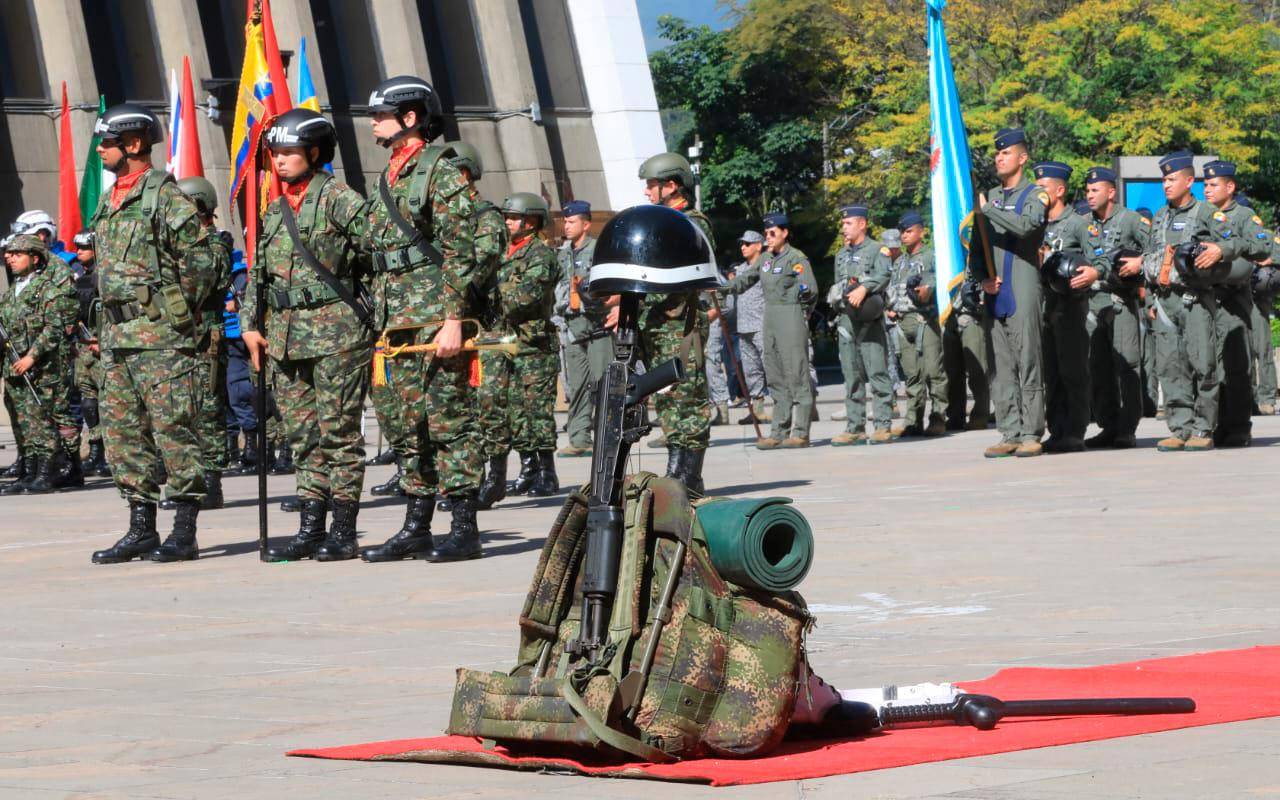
694,496,814,592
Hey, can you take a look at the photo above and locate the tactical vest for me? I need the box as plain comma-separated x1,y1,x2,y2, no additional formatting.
448,473,811,762
370,145,455,275
264,173,347,312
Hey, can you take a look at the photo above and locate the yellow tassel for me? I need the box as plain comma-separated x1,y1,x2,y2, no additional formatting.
372,340,387,387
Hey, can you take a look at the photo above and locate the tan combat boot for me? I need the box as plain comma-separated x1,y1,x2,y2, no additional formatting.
756,437,782,450
984,441,1018,458
1014,440,1044,458
1184,435,1214,451
830,431,861,447
869,429,895,445
1156,436,1185,452
781,436,810,449
1259,404,1276,415
556,443,592,457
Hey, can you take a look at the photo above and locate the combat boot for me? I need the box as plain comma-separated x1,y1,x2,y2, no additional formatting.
668,448,706,496
1044,436,1084,453
868,429,895,445
426,493,481,562
270,440,294,475
892,422,923,438
238,429,259,474
830,431,862,447
201,470,224,509
924,414,947,437
781,437,810,449
151,501,200,562
367,448,397,466
984,441,1018,458
280,495,302,512
92,502,159,564
476,456,508,510
22,454,59,494
55,446,85,490
1112,433,1137,449
0,456,36,494
264,499,328,561
1014,440,1044,458
1156,436,1186,452
85,438,109,476
755,437,782,450
370,457,405,496
528,451,559,497
1260,404,1276,416
556,442,592,457
363,495,434,562
1085,430,1116,449
2,452,25,480
223,430,241,474
508,452,538,495
753,398,773,423
1184,434,1214,452
315,500,360,561
436,493,454,513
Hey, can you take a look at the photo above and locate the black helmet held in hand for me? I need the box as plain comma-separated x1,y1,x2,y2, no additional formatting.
588,205,722,295
265,109,337,167
1172,240,1228,288
1042,249,1091,295
1107,248,1144,288
1253,265,1280,295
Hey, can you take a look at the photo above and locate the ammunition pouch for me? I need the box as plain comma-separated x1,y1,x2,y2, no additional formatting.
103,300,146,325
448,473,810,761
268,282,343,311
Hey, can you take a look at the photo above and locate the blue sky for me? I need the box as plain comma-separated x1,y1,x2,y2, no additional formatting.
637,0,729,52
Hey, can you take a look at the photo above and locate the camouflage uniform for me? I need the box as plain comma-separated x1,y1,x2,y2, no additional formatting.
193,229,233,473
470,196,511,459
92,169,219,504
641,204,712,451
73,260,105,432
241,173,374,504
365,143,480,499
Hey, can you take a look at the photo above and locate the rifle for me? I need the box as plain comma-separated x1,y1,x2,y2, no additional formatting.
0,320,62,449
566,294,685,665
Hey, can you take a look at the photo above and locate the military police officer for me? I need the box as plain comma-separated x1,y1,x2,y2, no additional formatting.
555,199,606,458
888,211,948,437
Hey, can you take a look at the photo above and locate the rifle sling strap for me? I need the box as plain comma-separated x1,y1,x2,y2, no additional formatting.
278,190,372,327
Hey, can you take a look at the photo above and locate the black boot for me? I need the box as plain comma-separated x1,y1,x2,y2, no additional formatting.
2,452,25,480
22,454,59,494
367,448,397,466
86,439,109,476
202,470,224,510
507,452,537,495
152,501,200,562
0,456,37,495
92,502,160,564
315,500,360,561
528,451,559,497
370,457,405,496
264,499,328,562
426,493,481,562
665,448,680,478
362,495,434,562
238,429,259,474
280,495,302,512
476,456,507,510
53,446,85,490
270,440,294,475
436,493,454,512
668,448,706,496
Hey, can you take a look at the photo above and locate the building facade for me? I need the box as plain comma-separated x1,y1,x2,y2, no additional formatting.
0,0,665,237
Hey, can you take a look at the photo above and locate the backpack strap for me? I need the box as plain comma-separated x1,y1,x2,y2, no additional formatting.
372,146,455,274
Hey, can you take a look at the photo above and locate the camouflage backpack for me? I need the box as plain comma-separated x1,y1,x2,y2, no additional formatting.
448,473,811,762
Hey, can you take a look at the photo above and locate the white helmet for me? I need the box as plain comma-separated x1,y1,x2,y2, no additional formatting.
12,210,56,241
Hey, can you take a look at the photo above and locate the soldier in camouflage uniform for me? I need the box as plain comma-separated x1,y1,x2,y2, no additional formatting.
356,77,482,564
70,231,110,476
1083,166,1150,449
887,211,948,437
87,104,220,564
830,205,895,445
554,199,606,458
0,235,74,494
1202,161,1273,447
722,212,816,448
239,110,375,563
1034,161,1103,453
1142,151,1240,452
171,176,232,509
627,152,713,493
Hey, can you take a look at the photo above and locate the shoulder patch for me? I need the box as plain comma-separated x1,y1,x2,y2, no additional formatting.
1252,215,1264,226
880,247,891,256
1213,211,1228,223
1140,216,1151,226
1035,191,1050,206
792,262,806,273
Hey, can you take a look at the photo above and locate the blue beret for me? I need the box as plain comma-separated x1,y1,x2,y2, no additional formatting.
839,205,868,219
1159,150,1195,175
898,210,924,229
1086,166,1117,184
763,212,790,229
1203,160,1236,178
994,127,1026,150
1032,161,1072,181
562,200,591,217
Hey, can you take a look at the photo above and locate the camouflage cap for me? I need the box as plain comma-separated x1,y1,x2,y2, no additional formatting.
4,233,47,257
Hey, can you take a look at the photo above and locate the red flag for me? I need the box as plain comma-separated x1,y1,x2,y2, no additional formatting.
261,0,293,112
56,82,82,250
176,56,205,179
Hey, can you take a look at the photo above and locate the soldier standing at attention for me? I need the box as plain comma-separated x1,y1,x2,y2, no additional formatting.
720,212,816,449
554,200,605,459
71,231,110,476
1083,166,1150,449
830,205,895,446
732,231,770,425
974,129,1049,459
1201,161,1273,448
1143,151,1237,452
1035,161,1101,453
888,211,948,437
240,110,374,563
88,104,219,564
357,77,482,563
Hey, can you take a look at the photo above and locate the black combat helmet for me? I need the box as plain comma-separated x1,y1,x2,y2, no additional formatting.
1172,240,1228,288
367,76,445,144
588,204,722,295
1107,248,1143,288
1254,265,1280,295
94,103,164,146
265,108,336,166
1041,249,1091,295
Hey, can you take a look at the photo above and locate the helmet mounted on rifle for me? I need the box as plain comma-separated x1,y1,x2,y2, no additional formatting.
588,204,722,295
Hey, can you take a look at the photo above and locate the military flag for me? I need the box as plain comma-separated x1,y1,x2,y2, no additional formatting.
79,95,112,223
926,0,976,322
296,36,331,172
56,82,81,251
166,57,205,180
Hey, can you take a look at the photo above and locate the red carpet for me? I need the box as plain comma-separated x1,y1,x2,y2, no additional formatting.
289,645,1280,786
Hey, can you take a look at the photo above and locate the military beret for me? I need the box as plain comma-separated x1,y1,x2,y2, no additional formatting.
1086,166,1117,185
4,233,46,257
1158,150,1195,176
880,228,902,247
898,211,924,230
762,212,790,229
562,199,591,217
1033,161,1072,181
839,205,868,219
994,127,1026,150
1136,207,1154,222
738,230,764,244
1203,160,1236,179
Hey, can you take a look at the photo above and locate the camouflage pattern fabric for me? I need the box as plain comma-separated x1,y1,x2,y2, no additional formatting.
469,196,507,321
476,349,512,459
243,173,375,500
192,228,233,471
92,168,219,504
509,351,559,452
368,375,410,457
0,249,72,457
471,196,513,460
365,145,480,499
